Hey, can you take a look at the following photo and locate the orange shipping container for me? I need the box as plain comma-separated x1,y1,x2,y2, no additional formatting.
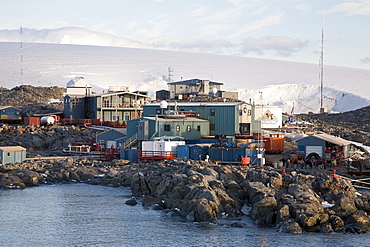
24,117,40,126
264,137,284,153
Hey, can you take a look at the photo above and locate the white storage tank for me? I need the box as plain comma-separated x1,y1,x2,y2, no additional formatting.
40,116,55,125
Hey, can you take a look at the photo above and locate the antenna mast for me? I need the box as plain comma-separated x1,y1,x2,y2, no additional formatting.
20,26,23,85
168,66,174,83
168,54,174,83
319,25,324,113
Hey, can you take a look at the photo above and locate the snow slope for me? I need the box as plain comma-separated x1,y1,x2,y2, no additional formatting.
0,42,369,114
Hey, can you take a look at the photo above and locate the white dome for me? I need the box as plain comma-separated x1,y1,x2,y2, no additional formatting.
160,100,168,109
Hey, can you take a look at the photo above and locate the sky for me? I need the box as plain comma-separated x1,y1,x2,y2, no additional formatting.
0,0,369,70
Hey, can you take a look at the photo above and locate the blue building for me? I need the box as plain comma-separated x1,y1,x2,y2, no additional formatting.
96,128,127,148
297,133,351,160
0,146,26,165
142,101,258,136
155,90,170,101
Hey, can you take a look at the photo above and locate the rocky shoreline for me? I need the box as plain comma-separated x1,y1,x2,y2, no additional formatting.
1,157,370,234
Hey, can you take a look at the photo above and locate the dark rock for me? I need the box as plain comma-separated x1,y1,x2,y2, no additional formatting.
0,175,25,189
276,204,290,222
345,223,369,233
125,198,138,206
278,220,303,234
297,212,329,228
344,210,370,233
15,170,43,186
142,196,164,207
330,215,345,232
320,222,333,233
249,195,277,227
195,198,218,222
230,222,246,228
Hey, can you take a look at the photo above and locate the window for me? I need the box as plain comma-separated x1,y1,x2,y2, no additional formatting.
7,152,10,157
239,110,242,116
164,124,171,131
187,125,191,132
210,109,215,116
156,109,161,114
248,110,251,116
176,125,180,132
197,125,201,131
210,124,215,130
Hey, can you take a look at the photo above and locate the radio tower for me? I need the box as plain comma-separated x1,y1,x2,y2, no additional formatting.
20,26,23,85
168,66,174,83
168,55,174,83
319,25,325,114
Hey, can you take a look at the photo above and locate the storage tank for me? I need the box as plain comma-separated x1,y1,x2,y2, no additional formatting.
40,116,55,125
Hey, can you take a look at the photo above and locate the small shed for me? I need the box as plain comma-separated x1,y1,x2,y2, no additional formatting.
189,144,212,160
120,148,139,162
96,128,127,148
297,133,351,160
155,90,170,101
0,146,27,165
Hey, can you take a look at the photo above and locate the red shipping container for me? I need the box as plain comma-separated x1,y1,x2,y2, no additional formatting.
24,117,40,126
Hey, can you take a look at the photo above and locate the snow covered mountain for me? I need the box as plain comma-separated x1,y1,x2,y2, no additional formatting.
0,41,369,114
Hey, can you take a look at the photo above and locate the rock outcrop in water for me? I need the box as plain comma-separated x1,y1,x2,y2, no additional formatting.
1,158,370,234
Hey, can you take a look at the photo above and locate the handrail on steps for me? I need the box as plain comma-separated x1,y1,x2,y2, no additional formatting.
336,174,370,189
123,133,138,149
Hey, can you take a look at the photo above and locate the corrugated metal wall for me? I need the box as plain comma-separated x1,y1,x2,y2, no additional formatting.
143,104,242,136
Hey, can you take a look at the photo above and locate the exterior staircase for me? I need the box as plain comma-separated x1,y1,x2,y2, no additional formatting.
123,133,138,149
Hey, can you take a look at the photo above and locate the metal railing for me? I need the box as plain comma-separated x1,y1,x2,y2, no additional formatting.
123,133,138,149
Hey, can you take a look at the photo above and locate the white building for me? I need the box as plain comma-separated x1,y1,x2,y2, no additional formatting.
255,105,283,129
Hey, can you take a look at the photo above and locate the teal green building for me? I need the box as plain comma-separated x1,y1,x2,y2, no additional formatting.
142,101,258,137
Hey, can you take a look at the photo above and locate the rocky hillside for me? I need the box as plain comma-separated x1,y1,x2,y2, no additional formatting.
0,85,65,115
298,106,370,145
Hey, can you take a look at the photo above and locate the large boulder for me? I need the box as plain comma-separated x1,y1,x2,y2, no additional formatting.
0,175,25,189
178,186,222,222
286,184,324,218
296,212,329,231
246,168,282,188
344,210,370,233
249,195,277,226
15,170,43,186
278,220,303,234
330,214,345,232
244,181,274,205
155,174,184,196
276,204,291,223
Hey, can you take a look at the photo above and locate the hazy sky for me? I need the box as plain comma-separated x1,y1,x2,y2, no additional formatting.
0,0,369,69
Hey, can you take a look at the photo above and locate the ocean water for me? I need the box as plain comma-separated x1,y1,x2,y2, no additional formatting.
0,183,369,247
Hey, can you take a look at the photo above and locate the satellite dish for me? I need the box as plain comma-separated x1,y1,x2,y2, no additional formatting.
160,100,168,109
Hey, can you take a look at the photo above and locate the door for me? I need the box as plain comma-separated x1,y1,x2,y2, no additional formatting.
305,146,323,158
